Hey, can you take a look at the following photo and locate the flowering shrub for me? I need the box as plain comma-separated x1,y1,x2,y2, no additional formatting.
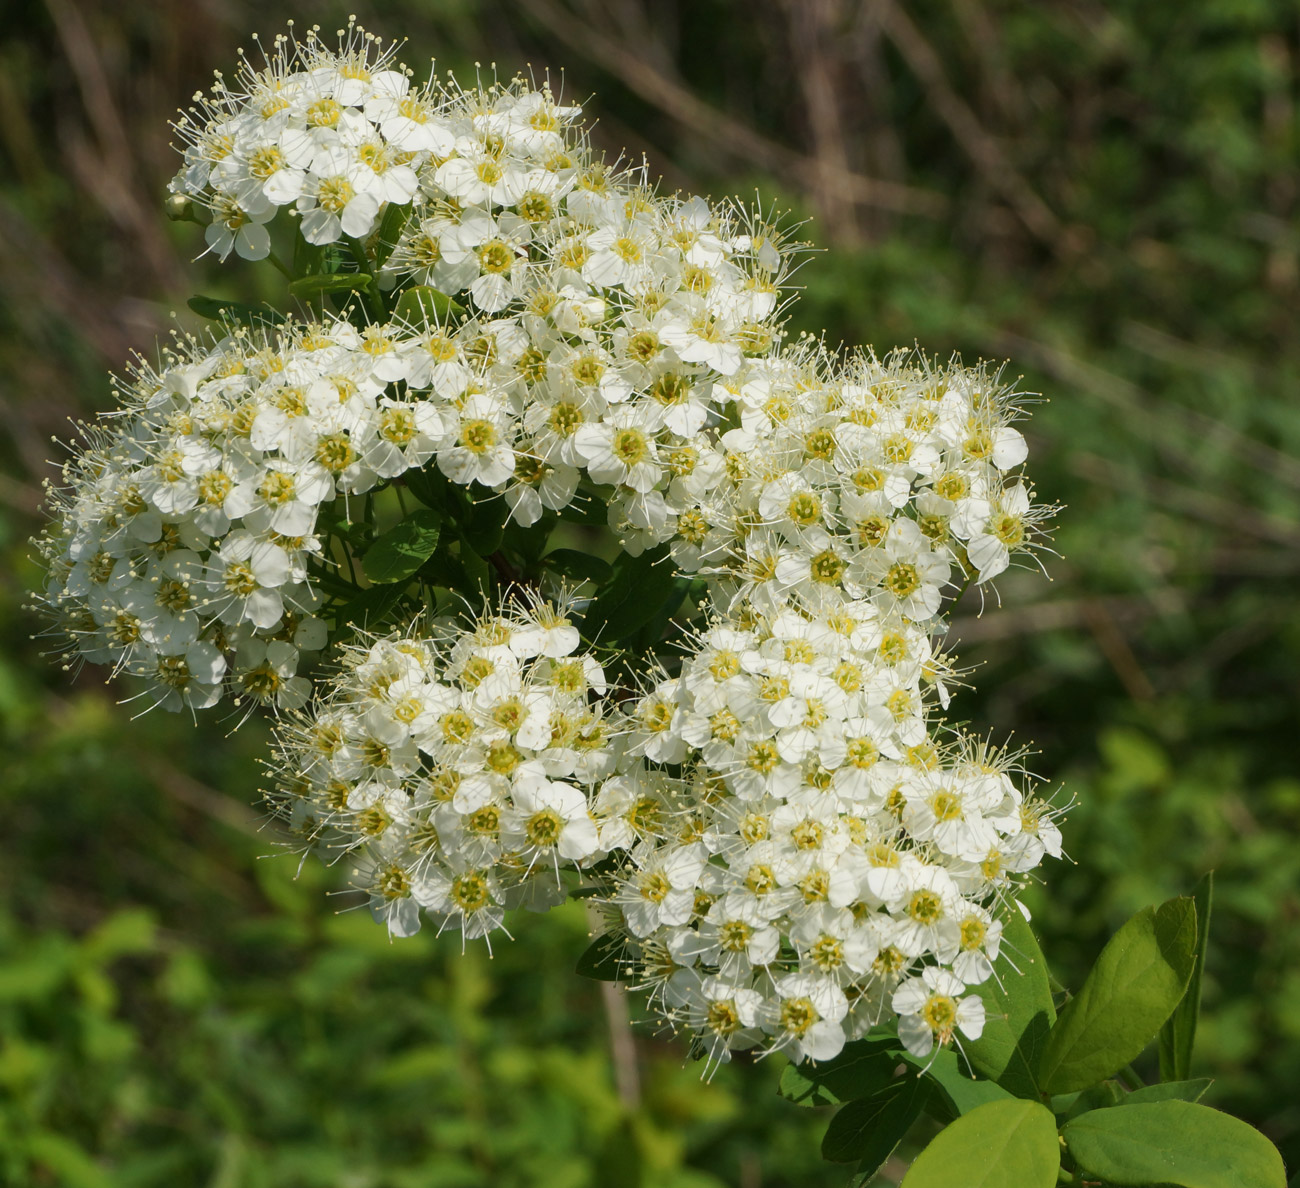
33,22,1287,1188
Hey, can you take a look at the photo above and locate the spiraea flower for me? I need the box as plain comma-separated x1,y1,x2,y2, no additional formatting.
38,21,1065,1078
580,602,1061,1064
265,595,618,943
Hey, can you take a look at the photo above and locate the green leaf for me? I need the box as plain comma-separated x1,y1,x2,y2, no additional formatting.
361,510,442,585
542,548,613,586
187,295,285,327
26,1130,113,1188
1039,897,1197,1095
907,1048,1014,1120
289,272,373,300
779,1039,900,1109
502,513,556,565
575,934,630,982
779,1062,840,1109
457,494,506,558
402,466,446,510
821,1073,930,1169
557,492,608,524
1123,1078,1213,1105
901,1099,1059,1188
628,575,697,651
583,547,678,643
1052,1080,1124,1123
1062,1100,1286,1188
80,908,157,963
964,907,1057,1099
332,583,409,639
391,284,467,325
1160,872,1213,1083
371,201,410,267
292,233,325,277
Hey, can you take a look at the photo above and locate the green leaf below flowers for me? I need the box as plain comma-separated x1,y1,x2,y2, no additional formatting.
900,1099,1059,1188
332,583,410,640
1062,1100,1286,1188
575,934,629,982
905,1048,1014,1120
372,201,411,268
963,907,1056,1099
542,549,613,587
361,510,442,585
1039,897,1197,1094
779,1036,900,1108
1160,872,1213,1083
821,1071,930,1168
391,285,467,325
1122,1077,1213,1105
582,546,678,644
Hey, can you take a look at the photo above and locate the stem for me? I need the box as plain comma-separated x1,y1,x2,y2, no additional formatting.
334,532,359,588
344,234,387,320
946,569,976,615
488,550,524,588
1117,1063,1145,1092
266,248,293,280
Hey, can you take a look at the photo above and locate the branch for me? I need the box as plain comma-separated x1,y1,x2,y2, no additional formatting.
879,2,1066,248
518,0,948,217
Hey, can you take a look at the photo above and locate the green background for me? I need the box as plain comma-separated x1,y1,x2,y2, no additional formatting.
1,1,1297,1183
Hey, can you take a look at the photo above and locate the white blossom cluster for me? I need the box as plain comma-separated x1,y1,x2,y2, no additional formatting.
668,347,1053,610
599,601,1064,1066
171,23,432,259
35,320,418,712
266,595,617,942
38,22,1066,1069
168,25,801,544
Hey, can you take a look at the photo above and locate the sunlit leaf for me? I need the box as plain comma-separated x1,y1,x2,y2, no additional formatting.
1063,1100,1286,1188
964,908,1056,1098
362,510,442,585
1039,897,1196,1094
1160,872,1213,1083
901,1099,1059,1188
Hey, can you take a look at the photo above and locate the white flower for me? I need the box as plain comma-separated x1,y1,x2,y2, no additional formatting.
438,393,516,487
615,843,705,938
892,967,985,1058
204,193,275,261
966,482,1032,583
298,156,381,244
764,973,848,1062
413,857,507,941
504,777,600,865
201,531,293,629
573,405,664,493
364,77,455,153
681,976,765,1066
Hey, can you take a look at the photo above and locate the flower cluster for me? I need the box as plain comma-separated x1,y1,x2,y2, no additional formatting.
34,320,418,712
266,595,617,942
170,25,803,541
591,600,1062,1066
672,347,1052,615
171,24,433,259
38,22,1066,1071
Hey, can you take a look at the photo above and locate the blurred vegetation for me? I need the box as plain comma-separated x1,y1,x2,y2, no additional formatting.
1,0,1298,1184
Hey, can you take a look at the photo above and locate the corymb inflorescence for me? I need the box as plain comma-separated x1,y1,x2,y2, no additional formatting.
34,20,1060,1069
